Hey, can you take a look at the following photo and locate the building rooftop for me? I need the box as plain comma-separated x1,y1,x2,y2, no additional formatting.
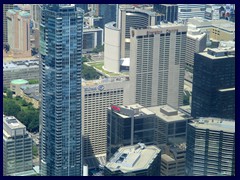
105,143,160,173
3,116,26,139
111,104,155,118
21,84,40,101
148,105,189,122
82,77,129,87
3,116,25,130
188,17,235,32
189,118,235,133
11,79,29,85
3,59,39,70
161,154,175,162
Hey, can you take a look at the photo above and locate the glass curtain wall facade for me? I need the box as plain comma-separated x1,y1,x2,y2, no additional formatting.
39,4,83,176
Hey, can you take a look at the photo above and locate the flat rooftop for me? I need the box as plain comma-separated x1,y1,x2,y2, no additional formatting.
113,104,155,118
3,116,25,130
105,144,160,173
148,105,188,122
3,59,39,70
82,77,129,87
161,154,175,162
189,118,235,133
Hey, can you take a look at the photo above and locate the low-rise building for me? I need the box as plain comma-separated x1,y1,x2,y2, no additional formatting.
3,59,39,87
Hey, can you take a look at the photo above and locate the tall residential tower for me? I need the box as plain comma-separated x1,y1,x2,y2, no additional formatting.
39,4,83,176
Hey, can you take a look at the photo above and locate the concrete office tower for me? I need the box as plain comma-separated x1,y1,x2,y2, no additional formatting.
161,144,186,176
104,144,161,176
104,22,121,72
178,4,206,21
39,4,83,176
3,116,33,176
191,42,235,119
186,26,207,73
130,23,187,108
148,105,191,146
82,77,132,169
153,4,178,23
186,118,235,176
3,4,14,43
107,104,156,160
6,9,31,58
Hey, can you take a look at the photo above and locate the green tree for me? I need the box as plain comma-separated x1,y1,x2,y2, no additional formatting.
32,143,38,157
82,64,100,80
6,89,13,99
3,98,21,117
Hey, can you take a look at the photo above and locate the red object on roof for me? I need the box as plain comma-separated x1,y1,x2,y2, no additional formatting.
111,105,121,112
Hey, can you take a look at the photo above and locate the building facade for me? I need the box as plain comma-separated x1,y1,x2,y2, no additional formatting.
186,27,207,73
107,104,156,160
39,4,83,176
178,4,206,21
191,42,235,119
3,116,33,176
161,144,186,176
83,27,103,53
104,144,161,176
6,9,31,58
153,4,178,23
82,77,132,169
148,105,191,146
186,118,235,176
129,23,187,108
3,4,14,43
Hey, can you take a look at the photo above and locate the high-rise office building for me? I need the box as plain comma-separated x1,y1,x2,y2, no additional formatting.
82,77,133,169
129,23,187,108
153,4,178,23
178,4,206,21
6,9,31,58
186,118,235,176
191,42,235,119
186,27,207,73
3,116,33,176
39,4,83,176
107,104,156,160
3,4,14,43
83,27,103,53
104,143,161,176
148,105,191,146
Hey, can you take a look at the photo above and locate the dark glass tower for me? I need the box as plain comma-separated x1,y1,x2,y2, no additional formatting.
191,47,235,119
39,4,83,176
153,4,178,23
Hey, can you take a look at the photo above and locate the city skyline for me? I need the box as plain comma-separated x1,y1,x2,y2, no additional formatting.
3,3,235,176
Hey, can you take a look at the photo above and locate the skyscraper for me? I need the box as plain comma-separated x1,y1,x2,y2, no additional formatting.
39,4,83,176
191,42,235,119
3,4,14,43
6,9,31,58
186,118,235,176
129,23,187,108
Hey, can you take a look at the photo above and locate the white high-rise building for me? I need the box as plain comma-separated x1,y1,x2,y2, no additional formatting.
82,77,133,169
129,23,187,108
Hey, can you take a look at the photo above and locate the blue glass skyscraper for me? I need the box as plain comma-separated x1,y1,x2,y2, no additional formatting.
39,4,83,176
